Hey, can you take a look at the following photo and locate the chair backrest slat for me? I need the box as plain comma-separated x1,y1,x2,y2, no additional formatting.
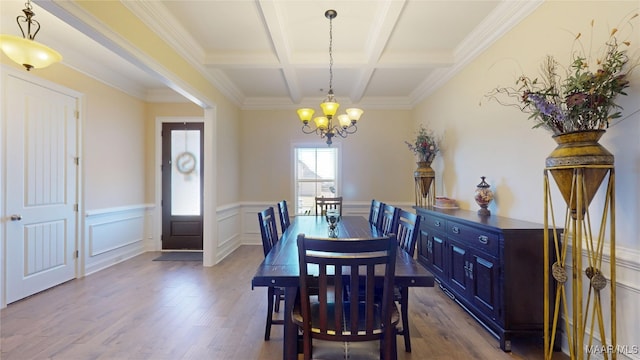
297,235,397,342
368,199,385,228
277,200,291,232
315,196,343,217
379,204,400,236
396,209,421,257
258,207,279,256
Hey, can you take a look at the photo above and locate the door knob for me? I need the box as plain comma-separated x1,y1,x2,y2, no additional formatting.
10,214,22,221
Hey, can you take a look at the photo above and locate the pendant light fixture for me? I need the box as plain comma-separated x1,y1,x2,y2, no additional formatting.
0,0,62,71
296,9,363,146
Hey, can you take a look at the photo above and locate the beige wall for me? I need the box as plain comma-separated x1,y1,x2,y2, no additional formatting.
240,109,416,204
0,59,149,210
215,102,242,206
413,1,639,248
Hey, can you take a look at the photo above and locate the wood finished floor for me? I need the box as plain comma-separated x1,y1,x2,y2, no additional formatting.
1,246,569,359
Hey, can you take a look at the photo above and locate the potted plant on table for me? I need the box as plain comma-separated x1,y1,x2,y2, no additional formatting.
485,13,638,210
486,14,638,136
405,125,440,206
405,124,440,164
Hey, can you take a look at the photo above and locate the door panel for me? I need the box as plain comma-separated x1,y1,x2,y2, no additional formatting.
5,74,78,303
448,241,468,296
161,122,204,250
471,252,500,321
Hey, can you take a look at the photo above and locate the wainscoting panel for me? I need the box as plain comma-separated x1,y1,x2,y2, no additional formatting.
559,242,640,360
242,203,274,247
89,216,144,256
215,203,242,263
84,205,153,275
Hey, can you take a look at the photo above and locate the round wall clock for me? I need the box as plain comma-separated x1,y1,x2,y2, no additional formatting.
176,151,197,174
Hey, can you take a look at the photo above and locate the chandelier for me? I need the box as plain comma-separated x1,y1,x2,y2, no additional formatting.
0,0,62,71
296,9,363,146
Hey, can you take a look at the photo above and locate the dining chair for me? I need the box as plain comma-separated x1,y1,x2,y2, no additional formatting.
368,199,385,228
257,207,284,340
379,204,400,236
277,200,291,233
393,209,422,352
315,196,343,217
293,234,399,360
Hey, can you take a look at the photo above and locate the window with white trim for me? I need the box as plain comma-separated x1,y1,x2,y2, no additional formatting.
294,146,339,215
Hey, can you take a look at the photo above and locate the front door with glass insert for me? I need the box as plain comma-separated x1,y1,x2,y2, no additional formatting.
161,122,204,250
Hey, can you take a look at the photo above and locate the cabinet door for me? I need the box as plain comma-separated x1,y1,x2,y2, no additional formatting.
417,227,430,266
469,250,501,322
447,240,469,296
430,233,446,279
417,220,447,277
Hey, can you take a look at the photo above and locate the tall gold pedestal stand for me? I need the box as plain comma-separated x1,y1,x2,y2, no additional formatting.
415,161,435,207
543,165,616,360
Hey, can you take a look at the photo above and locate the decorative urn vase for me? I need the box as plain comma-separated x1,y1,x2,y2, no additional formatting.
414,152,436,207
414,159,435,198
474,176,493,216
545,130,613,218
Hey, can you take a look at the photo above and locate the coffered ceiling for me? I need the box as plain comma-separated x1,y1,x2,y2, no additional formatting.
1,1,541,109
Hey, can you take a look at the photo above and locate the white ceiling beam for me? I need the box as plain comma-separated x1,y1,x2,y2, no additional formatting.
257,0,302,104
349,0,406,103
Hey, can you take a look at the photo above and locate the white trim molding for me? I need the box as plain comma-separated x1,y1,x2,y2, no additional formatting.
83,205,153,275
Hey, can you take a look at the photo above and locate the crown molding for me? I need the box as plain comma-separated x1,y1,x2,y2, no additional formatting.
409,0,543,106
125,1,245,106
241,95,413,111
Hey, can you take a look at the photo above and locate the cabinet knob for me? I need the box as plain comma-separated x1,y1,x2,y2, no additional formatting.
478,235,489,244
434,220,441,227
452,226,460,234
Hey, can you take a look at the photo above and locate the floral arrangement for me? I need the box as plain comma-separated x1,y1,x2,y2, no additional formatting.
486,14,639,135
405,125,440,162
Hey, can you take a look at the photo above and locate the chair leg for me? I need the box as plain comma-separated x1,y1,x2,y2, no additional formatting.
265,287,275,341
392,329,398,360
274,290,281,313
303,332,312,360
382,327,397,360
400,287,411,352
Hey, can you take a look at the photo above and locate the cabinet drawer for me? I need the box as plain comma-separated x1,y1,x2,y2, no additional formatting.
447,221,499,256
421,214,446,232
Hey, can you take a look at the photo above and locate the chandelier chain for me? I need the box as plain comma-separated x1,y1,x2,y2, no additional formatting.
17,0,40,40
328,14,333,94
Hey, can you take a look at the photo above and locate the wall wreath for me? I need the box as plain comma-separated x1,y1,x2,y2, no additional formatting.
175,151,197,174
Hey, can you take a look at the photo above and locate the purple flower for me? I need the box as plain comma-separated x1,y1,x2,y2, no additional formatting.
526,93,565,121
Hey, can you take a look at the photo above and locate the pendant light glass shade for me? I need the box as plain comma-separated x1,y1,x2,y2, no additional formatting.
345,108,363,121
297,108,315,123
337,114,351,128
0,34,62,71
313,117,329,130
320,101,339,117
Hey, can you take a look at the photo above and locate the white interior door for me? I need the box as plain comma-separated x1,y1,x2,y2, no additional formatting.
5,74,78,304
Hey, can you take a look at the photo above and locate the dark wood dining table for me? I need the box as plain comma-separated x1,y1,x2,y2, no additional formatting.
251,215,435,359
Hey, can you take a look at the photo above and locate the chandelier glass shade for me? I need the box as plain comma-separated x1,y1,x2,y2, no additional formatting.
296,10,363,146
0,1,62,71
